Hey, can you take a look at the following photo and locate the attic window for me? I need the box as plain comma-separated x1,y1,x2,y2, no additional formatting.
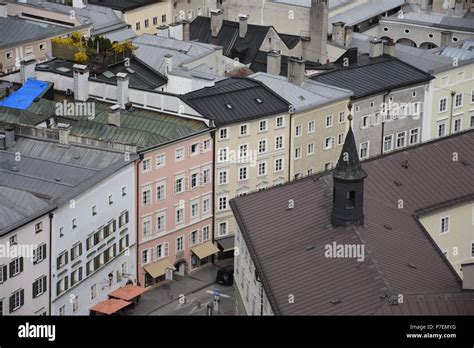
225,104,233,109
255,98,263,104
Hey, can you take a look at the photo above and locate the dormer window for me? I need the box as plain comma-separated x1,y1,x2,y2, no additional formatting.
225,104,233,109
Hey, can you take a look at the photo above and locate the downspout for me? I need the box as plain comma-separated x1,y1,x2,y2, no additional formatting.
136,154,143,285
381,91,391,156
288,108,293,180
211,127,216,264
48,212,53,315
448,91,455,135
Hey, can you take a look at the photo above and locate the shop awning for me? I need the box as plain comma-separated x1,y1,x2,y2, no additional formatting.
191,241,219,259
216,236,235,252
109,284,148,301
144,259,176,279
90,299,131,315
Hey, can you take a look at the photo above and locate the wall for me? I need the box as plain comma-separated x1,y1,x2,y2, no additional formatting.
124,2,171,35
170,0,216,22
0,215,51,315
420,201,474,277
51,164,136,315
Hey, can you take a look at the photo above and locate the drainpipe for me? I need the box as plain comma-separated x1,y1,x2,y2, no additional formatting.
288,109,293,180
381,91,391,156
448,91,455,135
136,154,143,285
211,128,216,265
48,212,53,315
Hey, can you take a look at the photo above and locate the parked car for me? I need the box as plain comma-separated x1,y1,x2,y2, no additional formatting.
216,265,234,286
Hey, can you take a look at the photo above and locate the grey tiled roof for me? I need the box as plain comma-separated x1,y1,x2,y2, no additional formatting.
231,130,474,315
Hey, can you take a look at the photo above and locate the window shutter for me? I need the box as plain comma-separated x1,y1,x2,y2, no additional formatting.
125,234,129,247
2,265,7,282
125,211,129,223
79,267,83,281
9,261,14,278
56,281,60,296
188,232,192,246
33,280,38,299
19,257,24,273
65,276,69,291
33,248,37,265
79,243,82,257
199,142,204,153
20,289,24,306
184,177,189,192
332,137,336,148
113,220,117,232
42,244,47,260
42,276,47,292
9,295,14,313
198,230,203,244
164,243,169,257
199,172,204,186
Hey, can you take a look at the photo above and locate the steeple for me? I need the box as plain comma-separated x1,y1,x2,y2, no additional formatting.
331,116,367,227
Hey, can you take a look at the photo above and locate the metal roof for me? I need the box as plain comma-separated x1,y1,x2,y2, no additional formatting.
231,130,474,315
102,28,137,43
250,72,352,112
181,77,291,126
88,0,162,12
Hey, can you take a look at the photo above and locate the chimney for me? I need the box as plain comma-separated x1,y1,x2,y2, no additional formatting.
116,72,129,109
454,0,464,16
267,50,282,75
182,20,190,41
157,25,170,37
464,0,473,11
169,21,183,40
462,263,474,290
72,0,87,9
0,2,7,18
20,56,37,85
332,22,345,46
73,64,89,102
210,9,223,37
108,105,121,127
441,31,453,46
383,39,396,56
164,54,173,76
369,39,383,58
344,26,353,46
5,126,15,148
303,0,328,63
58,126,71,145
419,0,429,10
238,14,249,38
432,0,445,12
287,57,306,86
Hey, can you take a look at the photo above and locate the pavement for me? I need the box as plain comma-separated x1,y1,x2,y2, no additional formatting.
126,258,233,316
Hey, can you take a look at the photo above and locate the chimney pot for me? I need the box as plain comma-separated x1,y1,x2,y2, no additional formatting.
287,57,306,86
369,39,383,58
332,21,345,46
108,105,121,127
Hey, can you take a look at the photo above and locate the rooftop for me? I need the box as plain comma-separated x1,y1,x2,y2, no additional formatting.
231,130,474,315
250,72,352,113
181,77,291,126
310,52,434,99
0,78,52,110
88,0,163,12
249,51,321,77
0,15,75,49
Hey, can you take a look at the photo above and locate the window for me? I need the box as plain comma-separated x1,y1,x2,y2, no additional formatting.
142,218,151,238
191,172,199,189
191,201,199,218
92,205,97,216
142,249,151,265
119,211,129,227
203,197,210,214
239,144,248,159
355,105,360,112
359,142,369,159
218,148,228,162
71,268,82,286
412,91,417,98
383,134,393,153
136,22,141,31
219,128,228,140
176,236,184,252
175,177,185,194
58,305,65,316
9,289,24,313
455,93,463,108
258,139,267,153
203,169,211,184
259,120,268,132
144,19,149,28
438,122,447,137
176,207,184,224
156,154,165,167
440,217,449,234
218,170,228,185
338,112,345,123
153,16,158,25
71,243,82,261
324,137,335,150
396,131,406,148
72,218,77,229
295,125,302,137
295,147,302,159
325,115,333,128
409,128,419,145
162,14,167,23
35,222,43,233
175,148,184,161
122,186,127,197
203,139,211,151
471,114,474,129
370,101,375,108
190,143,200,156
338,134,344,146
361,115,370,128
274,158,283,172
57,277,68,296
156,183,166,202
57,251,67,270
308,120,315,133
452,117,461,133
239,167,248,180
218,222,227,236
307,143,314,155
471,90,474,104
203,226,210,241
142,187,151,206
157,213,166,233
6,51,13,60
25,46,33,55
108,194,113,205
439,98,447,112
258,162,267,176
218,196,227,211
90,284,97,300
276,116,284,128
471,242,474,258
9,235,17,246
240,124,249,136
275,136,283,149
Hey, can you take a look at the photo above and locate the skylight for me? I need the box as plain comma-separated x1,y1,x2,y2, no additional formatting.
225,104,233,109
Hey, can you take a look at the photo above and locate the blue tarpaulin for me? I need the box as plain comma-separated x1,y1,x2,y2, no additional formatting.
0,78,49,110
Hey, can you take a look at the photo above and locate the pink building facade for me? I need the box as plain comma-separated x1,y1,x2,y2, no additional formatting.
137,130,215,287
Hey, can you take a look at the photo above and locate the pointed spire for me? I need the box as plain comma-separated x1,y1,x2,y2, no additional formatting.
333,116,367,181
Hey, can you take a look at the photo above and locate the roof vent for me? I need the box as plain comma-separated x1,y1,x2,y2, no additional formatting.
305,245,314,251
394,180,402,187
73,153,80,160
408,263,417,269
331,299,341,305
225,103,233,109
461,160,470,166
255,98,263,104
287,199,295,210
383,224,392,230
401,160,408,169
54,177,62,182
11,164,18,172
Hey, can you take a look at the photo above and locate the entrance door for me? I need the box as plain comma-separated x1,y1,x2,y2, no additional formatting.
176,261,186,276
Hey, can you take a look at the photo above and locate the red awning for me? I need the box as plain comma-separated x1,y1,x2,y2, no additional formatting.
90,299,131,315
109,284,148,301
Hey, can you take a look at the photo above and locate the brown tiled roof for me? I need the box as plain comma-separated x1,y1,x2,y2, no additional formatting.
230,130,474,315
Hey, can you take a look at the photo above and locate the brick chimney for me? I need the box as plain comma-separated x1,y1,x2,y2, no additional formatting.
287,57,306,86
210,9,223,37
441,31,453,46
383,39,396,56
157,25,170,37
369,39,383,58
73,64,89,102
332,22,345,46
267,50,282,76
108,105,121,127
116,72,129,110
20,56,37,85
